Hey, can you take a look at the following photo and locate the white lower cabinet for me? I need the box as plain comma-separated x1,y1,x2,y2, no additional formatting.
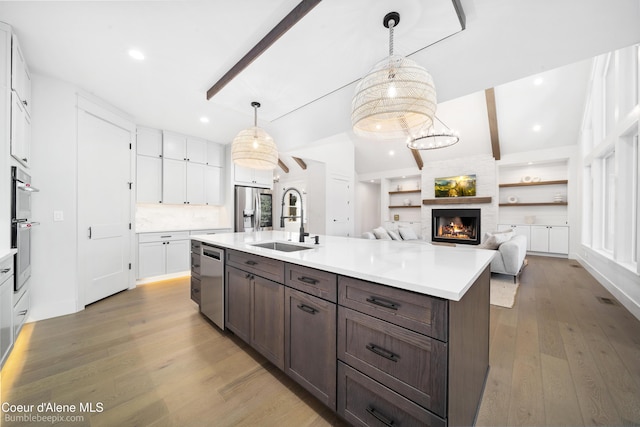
1,257,14,368
530,225,569,254
138,232,190,279
497,224,532,250
498,224,569,255
13,289,29,338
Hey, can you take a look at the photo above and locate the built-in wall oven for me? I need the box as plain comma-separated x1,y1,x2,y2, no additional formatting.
11,166,39,292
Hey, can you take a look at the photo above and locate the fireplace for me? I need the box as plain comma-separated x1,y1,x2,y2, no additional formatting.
432,208,481,245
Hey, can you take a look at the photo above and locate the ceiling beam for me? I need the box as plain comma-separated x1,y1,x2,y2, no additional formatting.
485,88,501,160
206,0,322,100
292,156,307,170
278,158,290,173
410,149,424,170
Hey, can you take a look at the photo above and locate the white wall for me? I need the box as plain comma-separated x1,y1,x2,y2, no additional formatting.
354,181,380,236
29,73,80,320
0,23,11,253
283,132,355,236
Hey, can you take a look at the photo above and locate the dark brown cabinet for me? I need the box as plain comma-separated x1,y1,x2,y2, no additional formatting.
225,265,251,343
285,287,336,409
225,251,285,370
252,275,285,370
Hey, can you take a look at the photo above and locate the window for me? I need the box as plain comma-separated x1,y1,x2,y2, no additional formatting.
603,53,617,138
602,151,615,252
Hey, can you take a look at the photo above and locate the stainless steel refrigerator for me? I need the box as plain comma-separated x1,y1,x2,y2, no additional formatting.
234,186,273,232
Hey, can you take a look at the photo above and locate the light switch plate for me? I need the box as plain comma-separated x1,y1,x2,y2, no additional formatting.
53,210,64,222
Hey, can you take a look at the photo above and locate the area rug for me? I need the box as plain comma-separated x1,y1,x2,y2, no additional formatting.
490,275,520,308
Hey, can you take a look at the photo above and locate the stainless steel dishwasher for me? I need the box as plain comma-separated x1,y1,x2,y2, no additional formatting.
200,243,225,330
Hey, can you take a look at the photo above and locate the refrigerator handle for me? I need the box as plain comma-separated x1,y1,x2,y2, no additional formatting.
255,192,261,230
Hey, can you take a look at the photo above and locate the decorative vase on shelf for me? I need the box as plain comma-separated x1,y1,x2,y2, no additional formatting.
507,196,518,204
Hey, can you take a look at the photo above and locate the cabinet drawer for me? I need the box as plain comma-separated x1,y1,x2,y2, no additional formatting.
285,263,337,302
191,276,201,305
338,307,447,417
14,289,29,338
191,239,202,253
191,252,201,277
226,249,284,283
138,231,190,243
338,362,445,427
338,275,448,341
0,257,13,283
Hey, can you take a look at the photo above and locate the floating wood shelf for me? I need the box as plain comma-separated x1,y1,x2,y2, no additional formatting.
499,180,568,188
499,202,568,207
389,205,421,209
422,197,492,205
388,190,421,195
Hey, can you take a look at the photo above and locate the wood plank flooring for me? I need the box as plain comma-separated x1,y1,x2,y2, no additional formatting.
1,256,639,426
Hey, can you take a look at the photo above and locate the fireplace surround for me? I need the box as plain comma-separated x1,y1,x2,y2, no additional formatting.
432,208,481,245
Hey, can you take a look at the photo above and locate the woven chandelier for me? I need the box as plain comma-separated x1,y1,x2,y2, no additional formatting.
351,12,437,140
231,102,278,170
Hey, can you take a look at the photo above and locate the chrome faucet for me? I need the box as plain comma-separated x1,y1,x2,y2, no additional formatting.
280,187,309,243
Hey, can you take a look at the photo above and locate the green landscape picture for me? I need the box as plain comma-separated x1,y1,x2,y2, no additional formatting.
434,174,477,198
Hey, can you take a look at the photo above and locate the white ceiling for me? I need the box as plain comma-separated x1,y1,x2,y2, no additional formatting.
0,0,638,175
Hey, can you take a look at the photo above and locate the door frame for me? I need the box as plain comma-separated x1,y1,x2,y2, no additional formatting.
76,94,136,310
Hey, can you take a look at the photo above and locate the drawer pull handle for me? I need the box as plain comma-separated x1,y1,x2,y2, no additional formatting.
366,343,399,362
245,260,258,266
297,304,317,315
192,264,200,268
366,406,395,426
1,268,10,274
366,297,399,310
18,309,28,316
298,276,319,285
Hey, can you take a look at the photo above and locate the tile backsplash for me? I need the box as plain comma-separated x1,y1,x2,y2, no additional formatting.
135,204,231,233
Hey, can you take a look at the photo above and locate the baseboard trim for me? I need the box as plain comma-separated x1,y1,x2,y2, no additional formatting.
576,255,640,321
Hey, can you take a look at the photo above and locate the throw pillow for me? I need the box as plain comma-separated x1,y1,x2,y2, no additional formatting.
372,226,392,240
398,227,419,240
387,230,401,240
479,230,513,249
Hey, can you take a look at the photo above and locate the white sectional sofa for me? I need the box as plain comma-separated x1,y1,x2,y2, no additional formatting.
363,225,527,282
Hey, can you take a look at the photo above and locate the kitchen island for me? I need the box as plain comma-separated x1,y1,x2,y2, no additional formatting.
191,231,495,427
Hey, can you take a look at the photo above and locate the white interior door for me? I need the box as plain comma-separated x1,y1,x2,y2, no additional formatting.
78,108,132,305
327,176,350,236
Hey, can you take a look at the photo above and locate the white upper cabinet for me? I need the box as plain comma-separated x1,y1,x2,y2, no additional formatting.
162,131,187,161
206,141,224,167
186,137,207,164
137,127,162,158
136,155,162,204
162,158,187,204
11,35,31,117
205,166,223,205
186,162,206,204
234,165,272,188
10,91,30,167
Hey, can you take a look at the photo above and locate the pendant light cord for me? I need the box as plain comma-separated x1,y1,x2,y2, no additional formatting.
388,19,395,56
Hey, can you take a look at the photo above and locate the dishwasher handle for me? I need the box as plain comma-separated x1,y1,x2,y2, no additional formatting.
202,245,223,261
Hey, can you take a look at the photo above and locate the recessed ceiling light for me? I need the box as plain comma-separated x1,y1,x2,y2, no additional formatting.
200,117,210,123
370,180,375,183
532,124,541,132
401,176,406,178
528,161,533,165
389,150,395,156
533,77,543,86
128,49,145,60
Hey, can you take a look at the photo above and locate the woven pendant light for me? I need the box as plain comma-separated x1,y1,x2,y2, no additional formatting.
231,102,278,170
351,12,437,140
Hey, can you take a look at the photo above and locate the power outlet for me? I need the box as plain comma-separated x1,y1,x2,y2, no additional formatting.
53,210,64,222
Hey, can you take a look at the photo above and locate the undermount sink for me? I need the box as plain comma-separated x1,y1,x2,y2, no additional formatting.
251,241,312,252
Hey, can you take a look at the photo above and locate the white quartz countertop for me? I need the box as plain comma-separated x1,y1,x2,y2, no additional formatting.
0,248,17,263
191,231,495,301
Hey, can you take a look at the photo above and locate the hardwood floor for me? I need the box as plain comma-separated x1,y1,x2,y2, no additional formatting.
1,256,639,426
